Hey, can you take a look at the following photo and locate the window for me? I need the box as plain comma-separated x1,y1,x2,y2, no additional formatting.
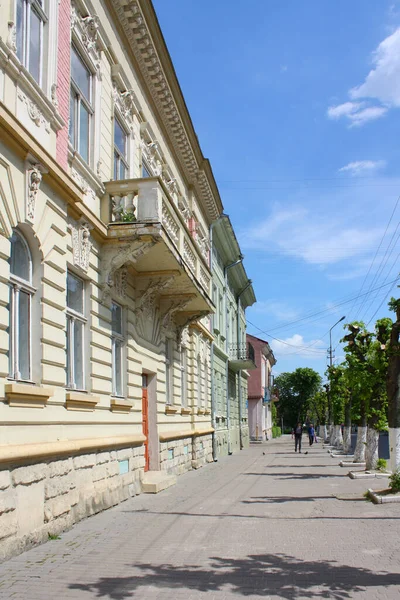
16,0,47,85
180,346,188,407
204,360,209,410
114,117,129,180
165,339,173,405
9,231,34,381
197,355,202,408
69,46,93,164
142,161,151,178
111,302,124,396
66,272,86,389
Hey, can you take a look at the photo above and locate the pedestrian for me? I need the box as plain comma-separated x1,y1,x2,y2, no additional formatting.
308,423,315,446
291,428,295,440
294,422,302,453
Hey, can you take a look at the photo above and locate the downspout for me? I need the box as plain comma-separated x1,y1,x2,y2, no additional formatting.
225,255,243,455
237,280,252,450
209,214,228,461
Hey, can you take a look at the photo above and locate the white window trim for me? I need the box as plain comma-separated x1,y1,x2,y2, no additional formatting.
165,339,174,405
196,354,202,408
180,345,188,408
113,113,130,181
69,43,95,166
111,301,125,397
66,274,87,391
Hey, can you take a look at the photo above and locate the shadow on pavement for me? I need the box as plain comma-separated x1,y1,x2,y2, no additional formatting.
69,552,400,599
243,472,345,479
242,495,335,504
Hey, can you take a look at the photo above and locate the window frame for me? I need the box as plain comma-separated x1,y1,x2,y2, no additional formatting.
113,114,129,181
111,301,124,397
8,231,35,382
69,44,94,165
196,354,202,408
16,0,48,87
66,271,87,390
180,345,188,408
165,338,174,405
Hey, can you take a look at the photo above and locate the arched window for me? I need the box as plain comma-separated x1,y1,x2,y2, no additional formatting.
9,231,34,380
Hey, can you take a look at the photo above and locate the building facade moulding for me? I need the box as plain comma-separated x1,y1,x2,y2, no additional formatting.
68,219,93,273
110,0,221,222
25,158,47,224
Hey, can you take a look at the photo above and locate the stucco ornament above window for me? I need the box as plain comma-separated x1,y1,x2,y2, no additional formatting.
26,163,44,223
70,3,101,71
68,220,92,273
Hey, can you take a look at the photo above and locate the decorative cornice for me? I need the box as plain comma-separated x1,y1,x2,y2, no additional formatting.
110,0,221,222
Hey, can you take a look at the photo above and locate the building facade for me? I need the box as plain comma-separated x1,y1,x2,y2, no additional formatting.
0,0,229,559
211,216,256,458
247,334,276,441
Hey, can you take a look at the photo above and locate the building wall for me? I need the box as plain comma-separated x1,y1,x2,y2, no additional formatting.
0,0,221,560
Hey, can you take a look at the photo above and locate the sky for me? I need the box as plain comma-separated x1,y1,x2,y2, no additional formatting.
153,0,400,378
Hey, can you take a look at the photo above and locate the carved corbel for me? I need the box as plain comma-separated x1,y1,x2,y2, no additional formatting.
176,310,210,345
25,164,44,223
100,237,157,305
134,275,175,316
160,296,195,338
7,22,17,52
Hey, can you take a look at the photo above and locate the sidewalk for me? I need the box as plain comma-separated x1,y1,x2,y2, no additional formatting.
1,435,400,599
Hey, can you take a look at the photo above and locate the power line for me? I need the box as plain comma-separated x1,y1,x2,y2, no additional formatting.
347,195,400,323
247,319,327,353
366,279,400,327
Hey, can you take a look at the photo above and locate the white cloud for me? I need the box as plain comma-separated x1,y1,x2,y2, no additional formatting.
242,206,385,266
270,334,325,359
327,27,400,126
350,28,400,107
338,160,386,175
251,300,299,322
327,102,387,127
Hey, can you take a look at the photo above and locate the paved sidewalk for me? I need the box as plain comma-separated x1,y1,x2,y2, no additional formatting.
1,435,400,599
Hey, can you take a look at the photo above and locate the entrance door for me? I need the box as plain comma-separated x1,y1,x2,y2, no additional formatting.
142,374,149,472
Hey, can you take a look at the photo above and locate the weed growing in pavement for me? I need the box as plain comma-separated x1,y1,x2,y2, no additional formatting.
376,458,387,472
389,470,400,493
363,491,372,502
48,533,61,541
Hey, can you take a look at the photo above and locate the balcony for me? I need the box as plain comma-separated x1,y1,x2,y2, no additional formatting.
228,342,256,372
100,177,212,320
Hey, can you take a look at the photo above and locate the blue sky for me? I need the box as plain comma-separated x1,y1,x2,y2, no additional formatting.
153,0,400,377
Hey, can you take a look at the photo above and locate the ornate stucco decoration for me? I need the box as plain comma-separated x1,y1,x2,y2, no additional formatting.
176,310,210,345
114,267,128,299
134,275,175,316
51,83,58,109
18,91,50,132
113,85,139,129
110,0,220,221
178,195,190,221
69,220,92,273
6,22,17,52
71,3,102,71
141,138,163,176
26,164,43,223
161,296,194,338
100,237,157,305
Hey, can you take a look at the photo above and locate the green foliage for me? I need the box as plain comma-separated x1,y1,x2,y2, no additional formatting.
389,470,400,493
376,458,387,472
326,364,349,426
275,368,322,427
272,426,281,438
307,390,328,425
48,533,61,540
271,401,277,426
120,210,136,223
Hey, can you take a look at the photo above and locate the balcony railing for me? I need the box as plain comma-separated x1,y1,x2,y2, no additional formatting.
228,342,256,371
101,177,211,295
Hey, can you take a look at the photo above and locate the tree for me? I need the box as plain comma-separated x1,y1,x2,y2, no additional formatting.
275,368,322,428
326,364,349,450
308,389,328,441
387,297,400,472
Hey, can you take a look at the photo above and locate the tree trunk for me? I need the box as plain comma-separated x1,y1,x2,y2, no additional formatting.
353,425,367,462
343,398,352,454
328,424,335,444
319,424,328,443
387,304,400,473
331,425,343,448
365,427,379,471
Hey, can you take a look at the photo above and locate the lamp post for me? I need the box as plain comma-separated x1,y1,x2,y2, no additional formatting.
328,316,346,368
327,315,346,428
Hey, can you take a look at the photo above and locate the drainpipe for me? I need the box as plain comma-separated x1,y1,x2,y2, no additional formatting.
237,280,252,450
209,213,228,461
224,255,243,455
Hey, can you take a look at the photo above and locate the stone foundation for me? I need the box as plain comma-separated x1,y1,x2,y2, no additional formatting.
160,434,213,475
0,445,144,562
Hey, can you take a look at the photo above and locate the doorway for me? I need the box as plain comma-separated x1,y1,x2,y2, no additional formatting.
142,374,149,472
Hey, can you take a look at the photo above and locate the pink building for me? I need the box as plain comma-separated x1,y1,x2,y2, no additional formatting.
247,334,277,441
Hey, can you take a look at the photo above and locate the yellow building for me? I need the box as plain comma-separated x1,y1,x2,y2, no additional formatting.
0,0,224,559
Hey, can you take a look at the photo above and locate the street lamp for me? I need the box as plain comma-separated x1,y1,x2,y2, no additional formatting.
328,316,346,368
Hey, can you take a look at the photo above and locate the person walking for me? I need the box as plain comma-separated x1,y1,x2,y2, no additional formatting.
294,423,302,453
308,423,315,446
